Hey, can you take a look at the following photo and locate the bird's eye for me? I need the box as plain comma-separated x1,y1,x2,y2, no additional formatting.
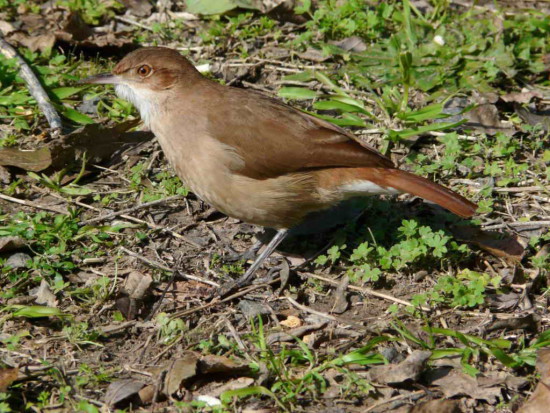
137,65,152,77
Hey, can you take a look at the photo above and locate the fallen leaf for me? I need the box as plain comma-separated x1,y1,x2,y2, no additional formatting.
34,279,58,307
0,147,52,171
0,368,18,392
368,350,431,385
199,354,249,375
123,271,153,300
485,313,539,333
0,21,16,35
8,32,56,52
410,399,462,413
267,321,327,345
62,12,94,41
120,0,153,16
203,377,255,397
519,348,550,412
163,352,199,396
280,315,302,328
0,236,25,253
433,370,501,404
331,275,349,314
0,121,152,172
515,104,550,132
465,103,515,136
451,225,525,263
104,379,146,407
501,90,542,104
298,48,330,62
330,36,367,52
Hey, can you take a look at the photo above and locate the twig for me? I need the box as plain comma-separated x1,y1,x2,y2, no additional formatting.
0,36,62,132
301,272,430,312
0,193,67,215
78,195,184,226
119,246,219,288
483,220,550,231
74,199,201,249
364,390,426,412
169,277,281,319
285,295,373,332
114,15,154,32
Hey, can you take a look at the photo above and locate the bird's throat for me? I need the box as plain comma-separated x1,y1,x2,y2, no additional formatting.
115,84,161,128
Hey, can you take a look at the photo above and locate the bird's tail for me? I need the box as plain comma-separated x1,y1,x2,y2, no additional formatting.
321,167,477,218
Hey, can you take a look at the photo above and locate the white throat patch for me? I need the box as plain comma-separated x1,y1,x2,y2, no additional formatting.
115,84,160,128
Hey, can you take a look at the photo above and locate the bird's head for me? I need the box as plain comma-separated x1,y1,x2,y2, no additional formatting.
79,47,200,126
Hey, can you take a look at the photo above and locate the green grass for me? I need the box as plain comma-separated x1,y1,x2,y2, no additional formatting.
0,0,548,411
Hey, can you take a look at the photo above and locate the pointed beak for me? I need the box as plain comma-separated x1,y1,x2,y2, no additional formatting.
78,73,122,85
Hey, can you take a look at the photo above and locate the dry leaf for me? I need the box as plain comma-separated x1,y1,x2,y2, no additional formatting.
163,352,199,396
368,350,431,385
331,275,349,314
280,315,302,328
433,370,502,404
0,236,25,253
104,379,145,407
501,90,542,104
519,348,550,412
123,271,153,300
0,147,52,171
410,399,462,413
330,36,367,52
0,368,18,392
451,225,525,263
34,279,58,307
199,354,249,375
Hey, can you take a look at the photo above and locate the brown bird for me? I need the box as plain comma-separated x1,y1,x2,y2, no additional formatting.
81,47,477,292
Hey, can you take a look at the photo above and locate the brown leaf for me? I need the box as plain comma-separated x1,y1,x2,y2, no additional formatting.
433,370,501,403
62,12,94,41
410,399,462,413
465,103,515,136
123,271,153,300
0,236,25,253
0,147,52,171
330,36,367,52
198,354,249,375
34,279,58,307
501,90,542,104
163,352,199,396
280,315,302,328
519,348,550,413
331,275,349,314
119,0,153,17
8,32,56,52
451,225,525,263
104,379,146,407
0,368,18,392
368,350,431,385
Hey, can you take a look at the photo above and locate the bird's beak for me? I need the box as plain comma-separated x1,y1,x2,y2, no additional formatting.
78,73,122,85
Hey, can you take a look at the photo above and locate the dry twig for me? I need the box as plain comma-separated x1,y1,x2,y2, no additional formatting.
0,36,62,132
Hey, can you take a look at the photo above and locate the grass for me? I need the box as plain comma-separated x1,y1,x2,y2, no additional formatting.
0,0,548,411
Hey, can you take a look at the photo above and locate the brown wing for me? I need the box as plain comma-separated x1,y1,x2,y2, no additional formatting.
205,86,394,179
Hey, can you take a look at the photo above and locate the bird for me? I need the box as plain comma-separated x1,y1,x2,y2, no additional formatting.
80,46,477,294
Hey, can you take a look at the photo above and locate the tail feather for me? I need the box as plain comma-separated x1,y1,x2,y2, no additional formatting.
370,168,477,218
321,167,477,218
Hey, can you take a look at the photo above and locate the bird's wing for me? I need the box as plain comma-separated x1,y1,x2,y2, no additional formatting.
205,87,394,179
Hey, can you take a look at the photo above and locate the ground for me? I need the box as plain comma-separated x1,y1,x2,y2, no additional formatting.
0,0,549,412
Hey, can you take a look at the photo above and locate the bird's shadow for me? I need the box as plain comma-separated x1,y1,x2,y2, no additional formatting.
256,196,477,275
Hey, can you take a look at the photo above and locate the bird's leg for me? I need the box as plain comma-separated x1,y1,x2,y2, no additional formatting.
217,228,289,298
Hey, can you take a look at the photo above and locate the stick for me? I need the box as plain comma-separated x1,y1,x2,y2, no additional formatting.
0,193,67,214
0,36,62,132
301,272,430,312
78,195,184,226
